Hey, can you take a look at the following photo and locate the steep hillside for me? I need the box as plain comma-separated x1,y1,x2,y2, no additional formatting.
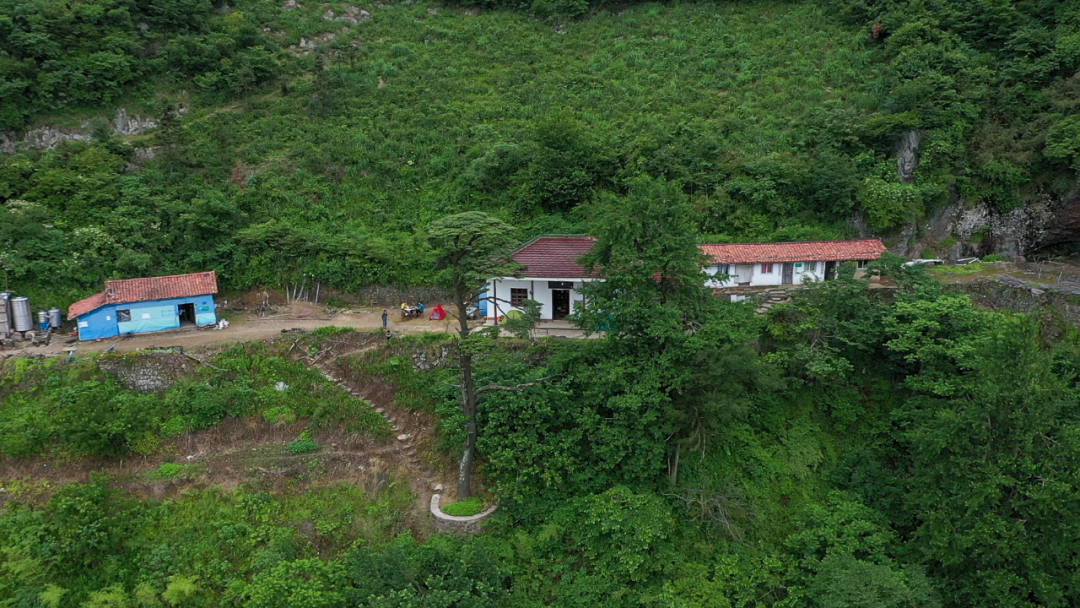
1,0,1078,307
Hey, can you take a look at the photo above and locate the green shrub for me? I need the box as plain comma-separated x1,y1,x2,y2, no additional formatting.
441,497,484,516
287,433,321,454
145,463,201,480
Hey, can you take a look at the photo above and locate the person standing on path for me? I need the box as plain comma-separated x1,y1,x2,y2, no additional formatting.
382,309,388,329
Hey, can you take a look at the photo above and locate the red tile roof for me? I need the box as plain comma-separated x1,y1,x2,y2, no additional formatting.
699,240,887,265
67,292,108,320
511,236,597,278
69,271,218,318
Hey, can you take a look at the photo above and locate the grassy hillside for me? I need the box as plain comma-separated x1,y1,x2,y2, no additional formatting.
1,0,1077,309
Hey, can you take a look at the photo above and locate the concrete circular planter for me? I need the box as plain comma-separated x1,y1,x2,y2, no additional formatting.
430,493,498,533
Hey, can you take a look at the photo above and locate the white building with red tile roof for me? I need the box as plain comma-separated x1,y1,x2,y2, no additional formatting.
484,236,599,322
701,239,887,288
484,237,887,320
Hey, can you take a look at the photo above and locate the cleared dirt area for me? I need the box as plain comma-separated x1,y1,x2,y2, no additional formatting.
9,300,467,357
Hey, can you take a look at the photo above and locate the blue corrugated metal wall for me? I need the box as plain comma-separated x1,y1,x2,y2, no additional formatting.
76,305,120,341
77,294,216,341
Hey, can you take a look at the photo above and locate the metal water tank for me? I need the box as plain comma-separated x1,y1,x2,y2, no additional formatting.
0,292,10,331
37,310,49,328
49,308,63,329
10,297,32,332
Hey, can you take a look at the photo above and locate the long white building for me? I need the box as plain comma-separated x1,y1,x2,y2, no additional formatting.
484,236,888,321
701,240,887,288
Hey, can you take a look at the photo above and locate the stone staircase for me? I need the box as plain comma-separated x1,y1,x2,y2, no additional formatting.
755,289,792,315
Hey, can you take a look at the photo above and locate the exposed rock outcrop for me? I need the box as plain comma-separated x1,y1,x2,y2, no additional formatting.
98,351,196,393
112,108,157,136
2,108,158,153
896,193,1069,261
896,129,924,184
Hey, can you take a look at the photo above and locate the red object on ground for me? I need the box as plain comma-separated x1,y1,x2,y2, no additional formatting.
429,304,446,320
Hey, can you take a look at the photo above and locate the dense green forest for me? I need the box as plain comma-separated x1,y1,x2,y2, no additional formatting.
1,0,1078,306
3,1,1080,606
5,190,1080,607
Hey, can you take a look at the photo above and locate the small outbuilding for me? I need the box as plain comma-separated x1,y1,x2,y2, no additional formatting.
68,271,219,341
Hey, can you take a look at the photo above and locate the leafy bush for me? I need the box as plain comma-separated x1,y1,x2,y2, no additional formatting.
145,462,201,480
287,433,321,454
440,497,483,516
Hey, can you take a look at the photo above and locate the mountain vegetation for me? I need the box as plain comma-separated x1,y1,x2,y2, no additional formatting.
2,1,1080,607
1,0,1077,306
6,189,1080,607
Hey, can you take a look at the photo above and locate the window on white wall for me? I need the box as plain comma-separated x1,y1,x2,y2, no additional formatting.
806,261,817,272
718,264,730,275
761,263,774,274
510,288,528,306
857,260,869,269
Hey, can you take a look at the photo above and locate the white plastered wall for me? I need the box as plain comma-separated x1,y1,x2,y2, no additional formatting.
486,278,595,321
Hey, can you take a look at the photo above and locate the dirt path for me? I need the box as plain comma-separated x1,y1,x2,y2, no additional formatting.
11,301,467,357
314,357,453,522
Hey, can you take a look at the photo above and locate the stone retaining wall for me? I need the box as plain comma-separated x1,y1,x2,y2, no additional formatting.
358,285,450,307
97,350,196,393
430,494,498,533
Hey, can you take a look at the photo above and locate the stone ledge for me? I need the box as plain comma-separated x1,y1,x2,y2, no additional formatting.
430,494,498,533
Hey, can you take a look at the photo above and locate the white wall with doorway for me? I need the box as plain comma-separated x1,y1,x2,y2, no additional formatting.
486,277,595,321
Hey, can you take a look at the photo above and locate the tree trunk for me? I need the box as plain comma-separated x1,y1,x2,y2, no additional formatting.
458,350,477,498
454,275,478,499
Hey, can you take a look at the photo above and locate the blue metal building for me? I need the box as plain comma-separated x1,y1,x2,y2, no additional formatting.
68,271,219,341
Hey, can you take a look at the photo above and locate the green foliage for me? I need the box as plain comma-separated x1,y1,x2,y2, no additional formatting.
0,0,286,131
145,462,200,481
0,343,389,458
0,478,416,607
440,497,483,516
501,298,542,339
287,432,321,454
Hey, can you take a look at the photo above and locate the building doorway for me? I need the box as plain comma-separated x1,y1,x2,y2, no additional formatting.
178,303,196,326
824,261,837,281
782,263,794,285
552,290,570,319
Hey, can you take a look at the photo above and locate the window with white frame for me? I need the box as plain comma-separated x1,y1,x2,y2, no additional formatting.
717,264,730,276
761,263,774,274
806,261,817,272
857,260,869,269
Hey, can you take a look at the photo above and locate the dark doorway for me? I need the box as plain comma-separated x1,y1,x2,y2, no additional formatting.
824,261,837,281
178,303,196,326
552,290,570,319
782,263,794,285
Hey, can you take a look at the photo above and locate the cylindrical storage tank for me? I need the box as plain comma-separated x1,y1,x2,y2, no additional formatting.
49,308,63,329
11,297,32,332
0,292,10,331
37,311,49,327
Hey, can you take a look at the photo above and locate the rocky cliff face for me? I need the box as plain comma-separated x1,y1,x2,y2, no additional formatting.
892,191,1078,261
861,129,1080,260
1,108,159,154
